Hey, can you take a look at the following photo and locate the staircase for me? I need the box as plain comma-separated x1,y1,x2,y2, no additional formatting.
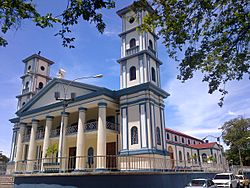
0,176,14,188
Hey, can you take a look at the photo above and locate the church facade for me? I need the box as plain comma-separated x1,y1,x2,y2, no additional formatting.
9,4,170,173
8,3,225,174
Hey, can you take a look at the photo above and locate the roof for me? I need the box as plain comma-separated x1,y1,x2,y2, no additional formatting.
116,1,154,17
188,142,217,149
165,128,203,142
15,78,116,116
22,54,55,65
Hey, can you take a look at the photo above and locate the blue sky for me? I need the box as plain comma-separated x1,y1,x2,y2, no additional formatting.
0,0,249,156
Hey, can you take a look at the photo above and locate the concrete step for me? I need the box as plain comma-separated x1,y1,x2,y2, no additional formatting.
0,175,14,187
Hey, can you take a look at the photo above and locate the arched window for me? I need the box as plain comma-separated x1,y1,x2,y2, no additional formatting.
202,153,207,163
149,39,153,49
179,151,183,162
194,153,198,164
182,137,185,143
174,135,178,142
87,147,94,168
151,67,156,82
25,81,29,89
38,82,43,89
129,66,136,81
188,140,190,144
166,133,170,140
214,154,217,163
131,126,138,145
156,127,161,145
129,38,136,48
187,152,191,163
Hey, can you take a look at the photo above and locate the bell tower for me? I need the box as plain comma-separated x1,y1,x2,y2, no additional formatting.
16,53,54,110
117,4,162,89
117,4,169,158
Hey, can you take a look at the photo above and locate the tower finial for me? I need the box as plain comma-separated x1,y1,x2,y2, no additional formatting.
38,51,41,55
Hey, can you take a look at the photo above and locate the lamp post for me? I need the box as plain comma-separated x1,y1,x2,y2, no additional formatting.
55,71,103,171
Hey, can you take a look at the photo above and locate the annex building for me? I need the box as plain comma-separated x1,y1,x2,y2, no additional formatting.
8,3,225,174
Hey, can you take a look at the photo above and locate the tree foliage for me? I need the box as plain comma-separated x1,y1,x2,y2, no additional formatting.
221,117,250,165
46,143,58,158
0,0,115,48
135,0,250,106
1,0,249,104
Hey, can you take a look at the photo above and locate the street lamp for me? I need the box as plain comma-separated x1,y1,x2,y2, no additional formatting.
55,70,103,170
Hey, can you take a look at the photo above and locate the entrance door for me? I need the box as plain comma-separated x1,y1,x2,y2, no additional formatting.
68,147,76,171
106,142,116,169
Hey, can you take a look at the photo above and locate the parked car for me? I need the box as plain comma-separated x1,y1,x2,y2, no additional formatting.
235,175,250,188
213,173,239,188
185,178,217,188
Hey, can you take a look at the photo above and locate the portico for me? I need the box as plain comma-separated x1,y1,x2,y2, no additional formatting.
13,82,119,172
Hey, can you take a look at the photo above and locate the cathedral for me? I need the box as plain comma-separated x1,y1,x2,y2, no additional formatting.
9,3,170,173
8,3,225,174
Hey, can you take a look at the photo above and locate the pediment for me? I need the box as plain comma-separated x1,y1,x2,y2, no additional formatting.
17,78,101,115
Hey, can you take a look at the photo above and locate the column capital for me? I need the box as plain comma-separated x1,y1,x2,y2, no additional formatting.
98,102,107,107
61,112,70,116
79,107,87,112
46,115,54,120
32,119,39,123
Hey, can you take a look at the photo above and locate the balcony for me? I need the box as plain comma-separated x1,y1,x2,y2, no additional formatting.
66,125,78,135
84,121,97,132
126,46,139,56
36,131,45,140
148,46,156,56
50,129,60,138
22,134,30,142
22,88,29,95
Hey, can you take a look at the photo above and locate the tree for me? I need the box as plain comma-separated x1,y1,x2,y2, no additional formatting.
1,1,249,105
221,117,250,166
0,0,115,48
46,143,58,162
134,0,249,106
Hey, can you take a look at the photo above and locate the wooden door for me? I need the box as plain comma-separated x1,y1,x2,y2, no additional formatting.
68,147,76,171
106,142,116,169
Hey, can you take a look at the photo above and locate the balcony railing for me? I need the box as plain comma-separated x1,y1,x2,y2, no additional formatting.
148,46,156,56
22,88,29,94
36,131,45,140
50,129,60,138
85,121,98,132
66,125,78,135
106,122,118,131
126,46,139,56
22,134,30,142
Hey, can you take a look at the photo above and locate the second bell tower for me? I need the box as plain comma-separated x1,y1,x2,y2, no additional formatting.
117,4,162,89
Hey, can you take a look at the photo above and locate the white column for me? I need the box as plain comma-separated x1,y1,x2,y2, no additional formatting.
41,116,53,171
75,107,87,171
58,112,69,172
27,119,38,172
15,123,25,171
97,102,107,170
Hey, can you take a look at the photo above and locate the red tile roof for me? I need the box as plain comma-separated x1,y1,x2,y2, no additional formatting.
188,142,217,149
165,128,203,142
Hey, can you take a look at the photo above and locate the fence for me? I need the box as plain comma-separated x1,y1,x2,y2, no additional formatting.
14,155,225,174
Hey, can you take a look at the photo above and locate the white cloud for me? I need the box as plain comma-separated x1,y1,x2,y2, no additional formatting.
103,30,118,37
163,75,250,141
228,110,236,116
